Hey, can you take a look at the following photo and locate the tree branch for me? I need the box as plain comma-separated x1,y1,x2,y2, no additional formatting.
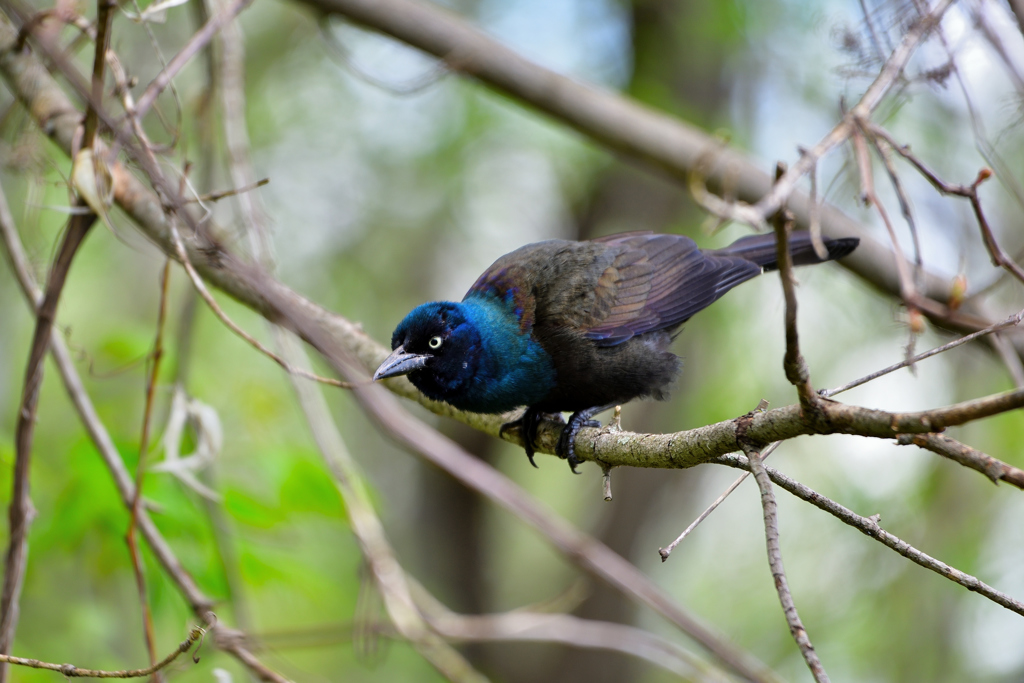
0,208,95,683
740,438,828,683
0,625,205,679
714,453,1024,617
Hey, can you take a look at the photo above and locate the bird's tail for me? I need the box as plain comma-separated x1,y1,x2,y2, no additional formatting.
714,232,859,271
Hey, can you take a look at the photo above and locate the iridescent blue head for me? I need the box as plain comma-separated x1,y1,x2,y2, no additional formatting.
373,299,555,414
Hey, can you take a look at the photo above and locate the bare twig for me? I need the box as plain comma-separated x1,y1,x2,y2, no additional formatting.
186,178,269,204
165,217,356,389
82,0,114,150
659,442,780,561
0,208,95,683
739,439,829,683
125,259,172,672
131,0,255,122
822,308,1024,397
753,0,956,221
900,433,1024,489
410,581,727,683
715,452,1024,617
0,624,205,678
771,163,819,411
853,124,921,313
866,123,1024,287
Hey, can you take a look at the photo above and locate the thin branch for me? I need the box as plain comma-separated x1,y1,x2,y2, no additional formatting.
823,309,1024,396
131,0,254,123
901,433,1024,489
853,124,921,313
771,162,819,412
82,0,114,150
739,439,828,683
866,123,1024,287
0,625,205,678
125,258,172,672
165,217,357,389
659,442,780,562
753,0,956,221
409,579,728,683
715,453,1024,617
186,178,269,204
0,208,96,683
276,331,488,682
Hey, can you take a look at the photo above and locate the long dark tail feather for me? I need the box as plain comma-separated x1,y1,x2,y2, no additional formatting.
715,232,859,271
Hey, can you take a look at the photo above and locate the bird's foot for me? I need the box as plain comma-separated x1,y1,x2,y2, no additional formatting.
500,408,563,468
556,404,617,474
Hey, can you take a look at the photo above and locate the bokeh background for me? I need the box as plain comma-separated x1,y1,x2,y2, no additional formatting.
1,0,1023,681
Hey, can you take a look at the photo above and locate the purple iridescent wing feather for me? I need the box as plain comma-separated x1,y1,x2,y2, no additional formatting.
584,233,762,346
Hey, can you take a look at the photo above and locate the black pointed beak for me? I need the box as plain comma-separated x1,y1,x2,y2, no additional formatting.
373,345,431,381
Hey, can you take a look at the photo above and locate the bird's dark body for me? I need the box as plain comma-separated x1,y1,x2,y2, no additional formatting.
375,231,859,470
469,237,682,413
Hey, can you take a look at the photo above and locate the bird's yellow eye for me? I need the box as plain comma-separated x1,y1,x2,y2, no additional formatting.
428,336,443,350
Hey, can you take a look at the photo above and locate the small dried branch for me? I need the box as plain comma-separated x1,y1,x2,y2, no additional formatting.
0,208,95,683
165,219,356,389
870,135,923,283
771,163,819,412
823,308,1024,397
715,453,1024,617
659,442,780,561
901,433,1024,489
866,123,1024,288
213,0,270,261
753,0,955,221
415,593,726,682
186,178,269,204
0,624,205,678
131,0,255,121
853,124,921,312
82,0,114,150
124,259,172,671
739,439,828,683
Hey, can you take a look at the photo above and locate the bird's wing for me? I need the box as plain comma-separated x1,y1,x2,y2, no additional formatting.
464,241,570,333
583,233,763,345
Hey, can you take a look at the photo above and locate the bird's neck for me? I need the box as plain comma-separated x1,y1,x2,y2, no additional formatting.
453,297,555,414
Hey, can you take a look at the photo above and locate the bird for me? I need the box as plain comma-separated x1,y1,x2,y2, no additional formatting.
374,231,859,473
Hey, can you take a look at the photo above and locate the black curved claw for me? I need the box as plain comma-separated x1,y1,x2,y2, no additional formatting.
556,404,616,474
500,407,545,468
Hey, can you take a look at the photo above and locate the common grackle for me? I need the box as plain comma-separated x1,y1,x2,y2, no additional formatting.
374,231,858,472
